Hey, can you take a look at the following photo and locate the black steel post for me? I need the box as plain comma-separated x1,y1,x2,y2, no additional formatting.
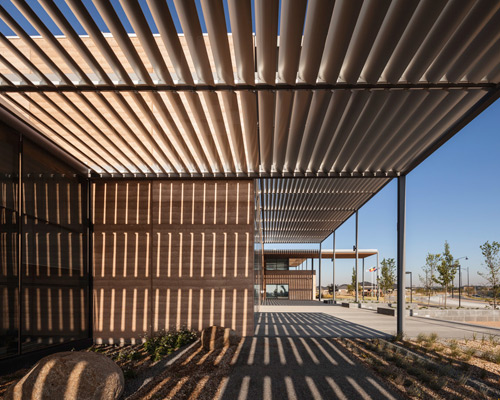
459,265,462,308
319,242,322,301
397,176,406,337
332,231,336,302
377,251,379,301
355,211,359,302
17,134,22,355
410,272,413,304
362,258,365,301
467,267,470,296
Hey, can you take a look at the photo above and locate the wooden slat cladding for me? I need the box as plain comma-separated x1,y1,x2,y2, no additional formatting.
92,180,254,344
264,270,315,300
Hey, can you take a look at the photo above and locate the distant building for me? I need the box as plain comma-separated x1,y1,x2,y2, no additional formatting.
263,249,378,300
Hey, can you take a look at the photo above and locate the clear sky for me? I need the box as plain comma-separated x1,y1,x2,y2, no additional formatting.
268,97,500,287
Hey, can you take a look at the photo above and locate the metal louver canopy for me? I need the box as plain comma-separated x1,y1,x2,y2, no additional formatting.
0,0,499,243
260,178,390,243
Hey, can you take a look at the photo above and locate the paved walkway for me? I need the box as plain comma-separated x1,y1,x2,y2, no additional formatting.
258,301,500,339
220,336,402,400
220,301,500,400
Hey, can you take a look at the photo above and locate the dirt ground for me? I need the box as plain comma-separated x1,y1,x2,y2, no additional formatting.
344,336,500,400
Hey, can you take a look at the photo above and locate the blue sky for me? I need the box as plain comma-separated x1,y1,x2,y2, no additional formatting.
270,97,500,287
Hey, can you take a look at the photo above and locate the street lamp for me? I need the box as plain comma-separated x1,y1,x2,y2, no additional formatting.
467,266,470,296
406,271,413,303
455,256,468,308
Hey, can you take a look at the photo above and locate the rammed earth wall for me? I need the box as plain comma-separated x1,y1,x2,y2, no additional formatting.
92,180,255,344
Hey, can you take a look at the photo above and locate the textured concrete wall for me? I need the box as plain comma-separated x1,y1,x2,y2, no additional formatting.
92,180,254,344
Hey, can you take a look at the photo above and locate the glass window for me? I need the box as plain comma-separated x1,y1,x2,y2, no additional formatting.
266,284,289,299
265,258,289,270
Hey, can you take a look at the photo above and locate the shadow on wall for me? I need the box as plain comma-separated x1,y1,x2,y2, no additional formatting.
92,180,256,343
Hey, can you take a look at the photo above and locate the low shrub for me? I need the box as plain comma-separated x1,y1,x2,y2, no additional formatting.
144,328,198,361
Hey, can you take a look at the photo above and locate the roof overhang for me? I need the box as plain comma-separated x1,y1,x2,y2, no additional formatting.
264,249,378,267
0,1,499,243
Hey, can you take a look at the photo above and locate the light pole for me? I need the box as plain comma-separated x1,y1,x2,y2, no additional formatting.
406,271,412,303
467,266,470,296
455,256,468,308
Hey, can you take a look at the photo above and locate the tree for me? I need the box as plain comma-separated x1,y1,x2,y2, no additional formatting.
327,284,339,294
379,258,396,301
348,267,357,294
433,241,457,308
420,253,440,305
478,241,500,309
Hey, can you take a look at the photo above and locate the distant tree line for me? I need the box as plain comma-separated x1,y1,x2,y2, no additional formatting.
419,240,500,309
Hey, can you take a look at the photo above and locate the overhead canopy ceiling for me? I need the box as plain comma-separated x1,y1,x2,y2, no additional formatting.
261,178,390,243
0,0,499,243
264,249,379,267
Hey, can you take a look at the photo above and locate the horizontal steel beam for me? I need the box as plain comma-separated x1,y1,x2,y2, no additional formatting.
92,171,398,179
0,81,496,93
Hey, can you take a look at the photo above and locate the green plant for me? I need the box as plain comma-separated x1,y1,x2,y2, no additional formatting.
391,332,405,342
450,348,461,359
458,371,471,386
449,339,458,350
416,333,426,344
429,376,446,391
478,241,500,309
434,343,444,352
489,349,500,364
143,328,197,361
463,347,476,361
433,241,458,309
406,383,424,398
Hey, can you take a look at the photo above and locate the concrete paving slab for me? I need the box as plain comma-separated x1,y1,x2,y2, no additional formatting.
221,301,500,400
258,301,500,339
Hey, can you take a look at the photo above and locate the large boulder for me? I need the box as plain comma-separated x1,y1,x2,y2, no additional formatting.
200,326,239,351
5,351,124,400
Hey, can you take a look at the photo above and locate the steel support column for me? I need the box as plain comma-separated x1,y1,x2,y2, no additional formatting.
397,175,406,336
362,258,365,302
332,231,336,302
17,134,22,355
319,242,322,301
376,251,380,301
311,258,314,300
355,210,359,302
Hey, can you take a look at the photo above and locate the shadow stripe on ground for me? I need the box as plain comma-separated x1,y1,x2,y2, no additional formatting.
220,336,401,400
